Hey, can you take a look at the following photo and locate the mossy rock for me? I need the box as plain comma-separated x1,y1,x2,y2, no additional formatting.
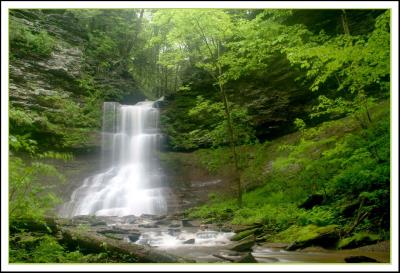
275,225,339,251
236,253,258,263
229,236,255,252
230,228,258,241
338,233,380,249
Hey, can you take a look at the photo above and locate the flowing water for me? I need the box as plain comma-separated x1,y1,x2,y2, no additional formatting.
59,101,389,263
61,101,167,217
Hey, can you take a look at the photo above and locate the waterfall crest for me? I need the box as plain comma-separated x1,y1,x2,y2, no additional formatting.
61,101,167,217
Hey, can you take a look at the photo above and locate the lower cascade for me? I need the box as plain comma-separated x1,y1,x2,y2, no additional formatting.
61,100,167,217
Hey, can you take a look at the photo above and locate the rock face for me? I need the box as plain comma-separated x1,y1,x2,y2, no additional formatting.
9,9,145,151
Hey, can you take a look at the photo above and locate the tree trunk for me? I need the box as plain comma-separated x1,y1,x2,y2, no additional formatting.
219,82,242,207
341,10,351,35
216,42,242,207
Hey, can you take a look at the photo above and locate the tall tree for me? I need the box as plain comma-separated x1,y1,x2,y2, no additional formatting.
152,9,244,205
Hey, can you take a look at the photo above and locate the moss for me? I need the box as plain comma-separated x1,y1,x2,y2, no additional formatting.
230,228,258,241
338,232,381,249
271,224,339,243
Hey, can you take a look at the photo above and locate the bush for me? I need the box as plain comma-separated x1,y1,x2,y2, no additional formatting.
10,20,55,58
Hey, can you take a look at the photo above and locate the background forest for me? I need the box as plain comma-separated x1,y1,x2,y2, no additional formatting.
7,8,391,263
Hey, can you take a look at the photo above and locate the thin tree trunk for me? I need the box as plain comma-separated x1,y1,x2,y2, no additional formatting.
217,42,242,206
219,82,242,207
341,10,351,35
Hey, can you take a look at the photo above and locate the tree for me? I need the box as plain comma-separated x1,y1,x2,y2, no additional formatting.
152,9,244,205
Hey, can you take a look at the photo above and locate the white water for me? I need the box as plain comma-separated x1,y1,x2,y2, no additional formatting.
61,101,167,217
135,230,235,248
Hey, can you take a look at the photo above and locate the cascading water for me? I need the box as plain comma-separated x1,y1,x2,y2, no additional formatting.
61,100,167,217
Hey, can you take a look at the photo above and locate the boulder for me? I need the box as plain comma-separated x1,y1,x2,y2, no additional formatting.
298,194,324,210
344,256,380,263
138,223,159,228
236,253,258,263
183,238,195,244
230,228,259,241
121,215,139,224
182,219,194,227
128,233,141,243
168,223,181,228
229,236,255,252
285,225,339,251
338,233,380,249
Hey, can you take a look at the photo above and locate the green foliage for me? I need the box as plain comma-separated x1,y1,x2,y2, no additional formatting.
10,19,55,58
189,103,389,235
337,232,380,249
9,157,64,224
271,224,339,243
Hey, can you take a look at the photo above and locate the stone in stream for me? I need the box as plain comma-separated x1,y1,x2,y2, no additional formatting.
183,238,195,244
128,233,141,243
168,221,181,228
96,225,140,235
182,219,195,227
229,236,255,252
121,215,139,224
236,253,258,263
344,256,380,263
138,223,159,228
168,228,181,236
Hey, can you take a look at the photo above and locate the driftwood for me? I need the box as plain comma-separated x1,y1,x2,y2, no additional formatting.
59,226,194,263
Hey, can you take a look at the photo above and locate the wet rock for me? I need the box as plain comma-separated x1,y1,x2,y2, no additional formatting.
153,215,167,221
139,214,158,220
128,233,141,243
229,236,255,252
200,224,208,231
168,221,181,228
154,219,171,226
96,226,139,235
121,215,139,224
138,223,159,228
182,219,194,227
167,228,181,236
345,256,380,263
220,227,233,233
183,238,195,244
236,253,258,263
298,194,324,210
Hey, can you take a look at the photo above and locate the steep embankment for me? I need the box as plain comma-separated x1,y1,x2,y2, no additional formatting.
173,100,390,252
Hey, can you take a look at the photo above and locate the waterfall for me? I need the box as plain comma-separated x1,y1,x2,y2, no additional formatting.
61,100,167,217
